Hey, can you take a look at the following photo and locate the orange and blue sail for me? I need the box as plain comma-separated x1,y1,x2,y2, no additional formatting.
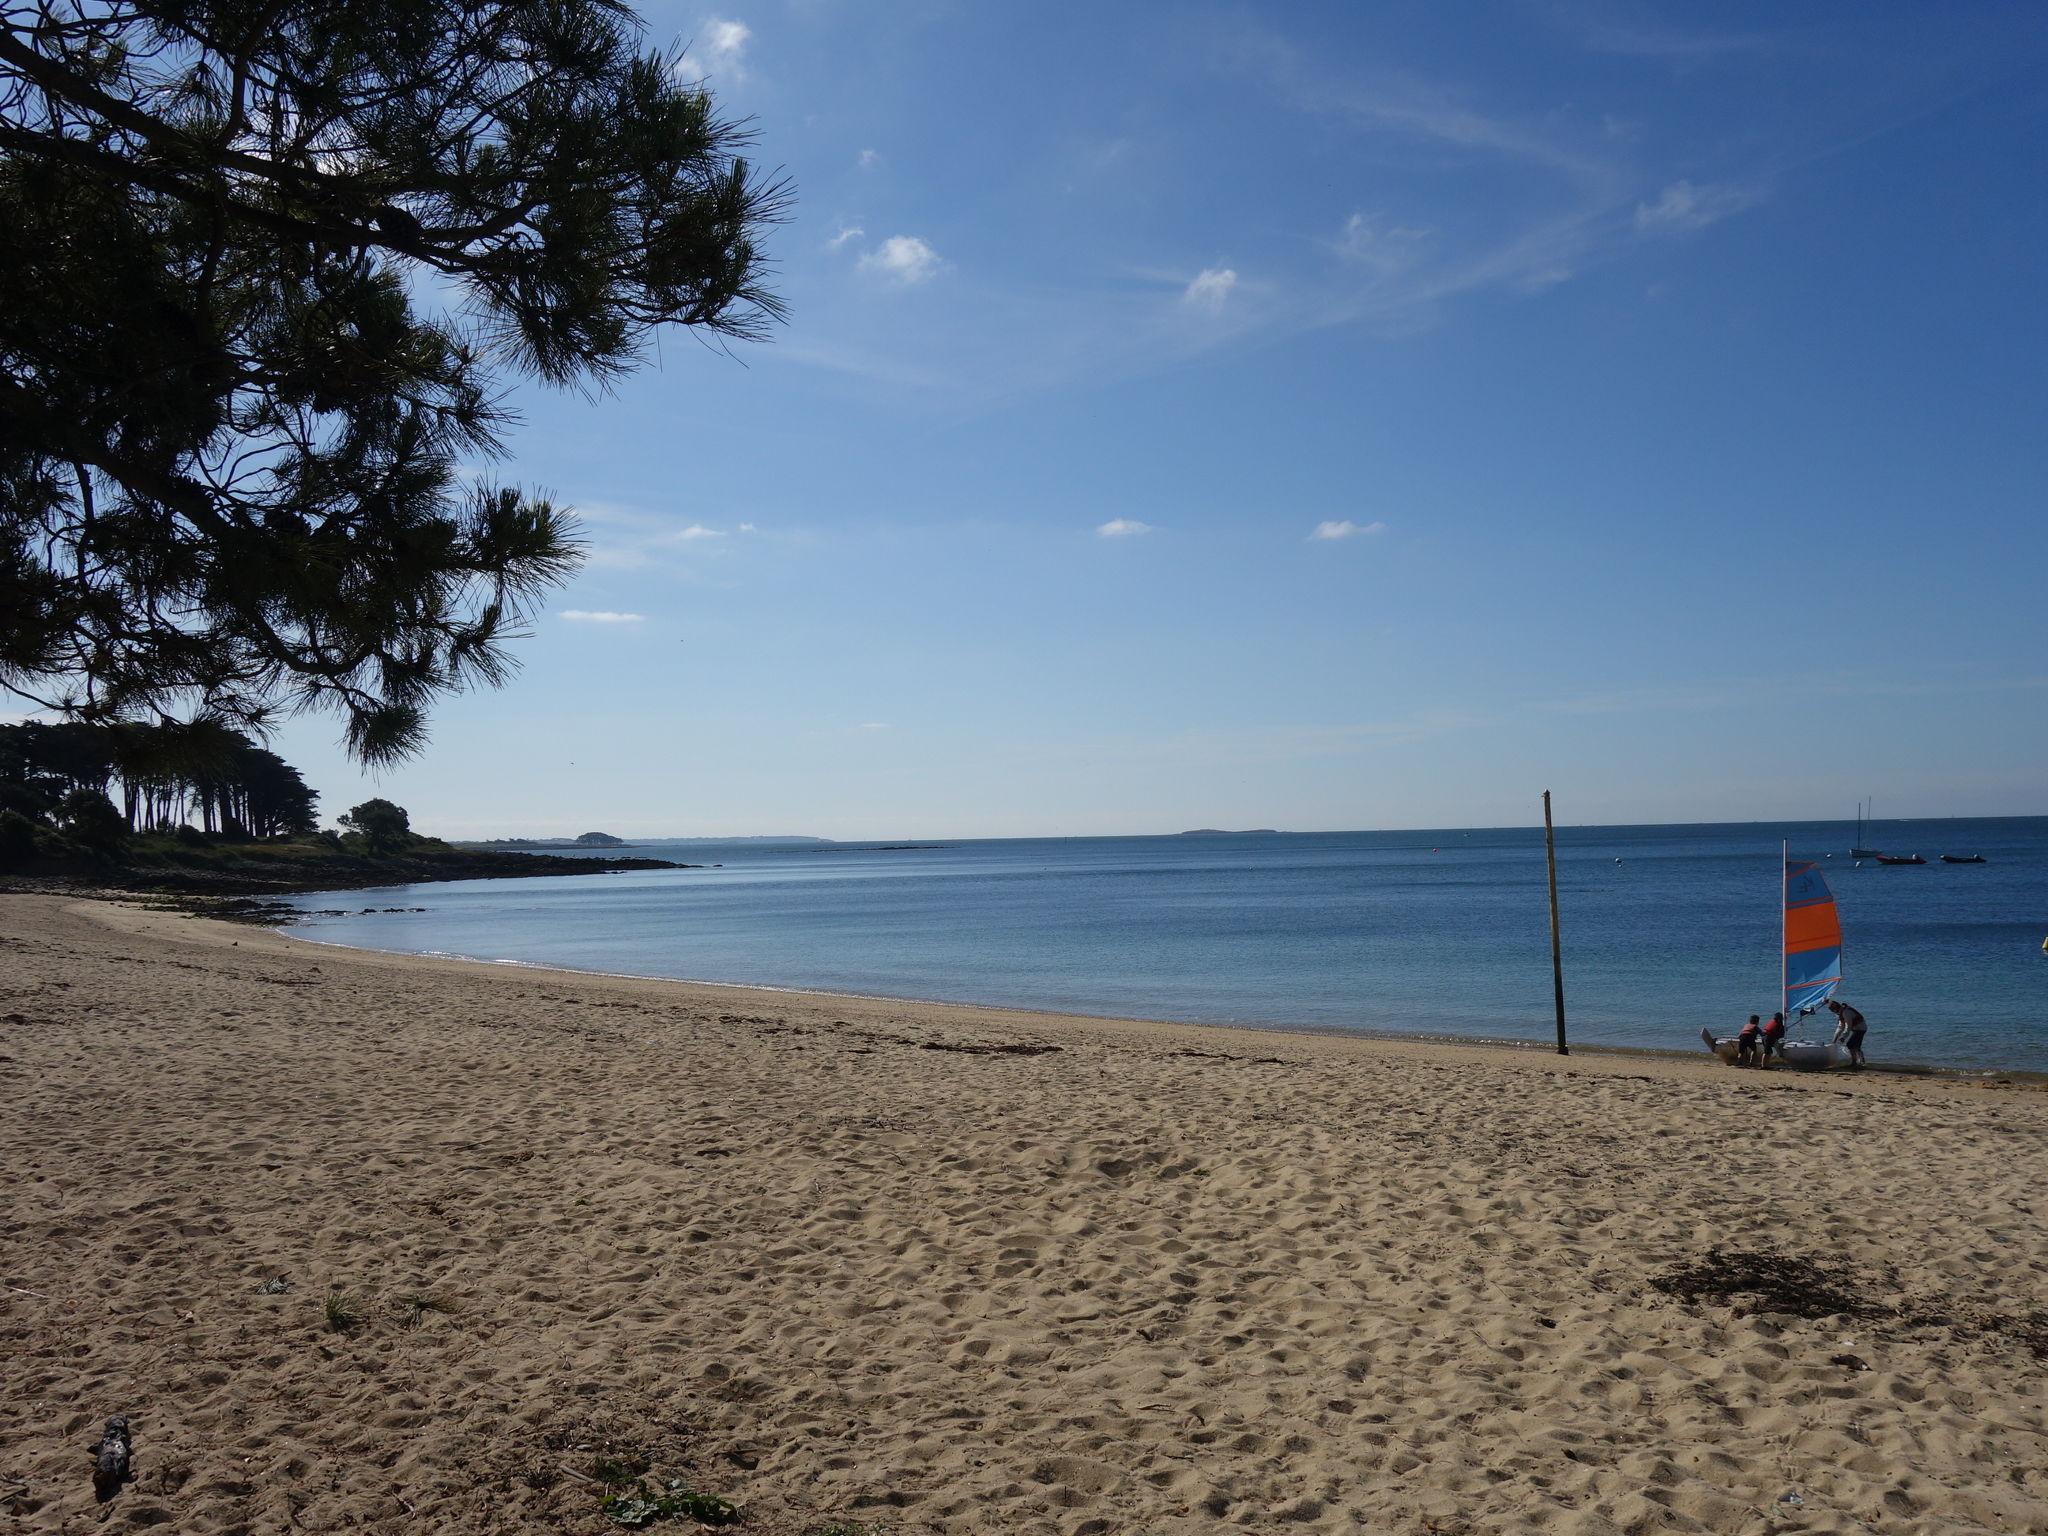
1783,856,1843,1016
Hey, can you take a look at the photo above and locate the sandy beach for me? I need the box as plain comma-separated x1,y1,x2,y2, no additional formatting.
3,893,2045,1534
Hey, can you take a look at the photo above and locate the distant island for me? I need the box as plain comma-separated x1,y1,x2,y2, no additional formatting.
638,836,831,845
456,834,832,847
1178,828,1281,836
463,832,628,848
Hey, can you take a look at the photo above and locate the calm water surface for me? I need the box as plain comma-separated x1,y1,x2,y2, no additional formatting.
281,819,2048,1070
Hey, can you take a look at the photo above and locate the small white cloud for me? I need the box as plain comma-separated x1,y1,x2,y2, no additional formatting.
859,235,942,285
1182,267,1238,310
562,610,646,624
826,223,864,251
680,17,750,83
1634,180,1756,234
1309,520,1386,541
1096,518,1154,538
668,524,725,541
857,148,881,170
737,522,757,533
857,721,890,731
1336,214,1429,271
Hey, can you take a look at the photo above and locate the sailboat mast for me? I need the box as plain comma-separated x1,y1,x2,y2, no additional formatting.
1780,840,1789,1019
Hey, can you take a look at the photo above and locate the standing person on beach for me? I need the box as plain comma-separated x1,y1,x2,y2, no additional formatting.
1829,1000,1869,1067
1761,1011,1787,1066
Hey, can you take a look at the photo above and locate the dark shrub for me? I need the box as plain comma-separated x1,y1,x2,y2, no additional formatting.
0,782,55,820
0,809,41,866
56,790,129,854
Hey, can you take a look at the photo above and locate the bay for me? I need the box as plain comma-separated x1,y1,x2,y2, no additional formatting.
281,817,2048,1070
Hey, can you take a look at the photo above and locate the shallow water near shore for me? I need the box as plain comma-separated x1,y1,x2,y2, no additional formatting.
281,817,2048,1069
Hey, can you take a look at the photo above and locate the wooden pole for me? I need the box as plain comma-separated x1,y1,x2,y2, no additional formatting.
1543,790,1568,1056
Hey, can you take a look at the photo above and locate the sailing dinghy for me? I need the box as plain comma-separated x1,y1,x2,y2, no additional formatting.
1705,845,1850,1068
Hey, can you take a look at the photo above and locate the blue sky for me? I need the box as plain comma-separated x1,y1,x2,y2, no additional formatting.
276,1,2048,837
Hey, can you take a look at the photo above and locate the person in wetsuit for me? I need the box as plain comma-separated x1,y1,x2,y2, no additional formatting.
1827,999,1868,1067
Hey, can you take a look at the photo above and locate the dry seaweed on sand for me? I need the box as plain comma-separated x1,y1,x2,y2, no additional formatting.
1649,1248,1880,1320
1651,1248,2048,1358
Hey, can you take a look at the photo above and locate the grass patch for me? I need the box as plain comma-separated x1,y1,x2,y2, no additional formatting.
322,1287,361,1333
393,1290,454,1330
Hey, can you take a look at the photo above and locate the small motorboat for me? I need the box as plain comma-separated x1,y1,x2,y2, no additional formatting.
1940,853,1987,864
1876,854,1926,866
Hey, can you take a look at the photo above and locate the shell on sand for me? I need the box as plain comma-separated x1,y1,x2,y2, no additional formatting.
2,895,2045,1533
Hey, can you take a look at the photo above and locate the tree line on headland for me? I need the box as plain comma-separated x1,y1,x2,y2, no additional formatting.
2,718,317,841
0,716,676,891
1,713,368,870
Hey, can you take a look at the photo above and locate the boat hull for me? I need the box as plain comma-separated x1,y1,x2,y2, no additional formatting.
1707,1037,1848,1070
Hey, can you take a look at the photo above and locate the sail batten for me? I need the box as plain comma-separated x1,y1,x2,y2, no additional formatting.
1783,854,1843,1016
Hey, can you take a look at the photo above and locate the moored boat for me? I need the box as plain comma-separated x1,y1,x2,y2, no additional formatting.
1876,854,1925,866
1940,853,1986,864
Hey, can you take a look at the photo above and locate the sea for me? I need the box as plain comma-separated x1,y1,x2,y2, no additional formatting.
279,818,2048,1071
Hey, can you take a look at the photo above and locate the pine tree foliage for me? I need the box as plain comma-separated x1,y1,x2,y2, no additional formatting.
0,0,787,760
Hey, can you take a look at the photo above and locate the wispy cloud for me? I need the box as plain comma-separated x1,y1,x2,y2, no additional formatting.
668,524,726,542
1227,21,1619,190
857,148,880,170
859,235,943,285
1634,179,1759,233
826,223,864,250
1335,213,1431,272
774,15,1809,405
1534,672,2048,718
1096,518,1154,538
679,17,750,83
857,721,890,731
1182,267,1238,311
1574,15,1774,60
561,610,646,624
1215,17,1648,331
1309,519,1385,541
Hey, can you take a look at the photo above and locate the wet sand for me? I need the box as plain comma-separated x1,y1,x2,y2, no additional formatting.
3,893,2045,1533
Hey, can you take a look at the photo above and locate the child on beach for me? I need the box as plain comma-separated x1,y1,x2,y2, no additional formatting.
1761,1012,1787,1066
1736,1015,1763,1067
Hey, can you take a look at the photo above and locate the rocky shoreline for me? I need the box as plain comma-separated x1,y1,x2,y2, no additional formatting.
0,848,687,912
